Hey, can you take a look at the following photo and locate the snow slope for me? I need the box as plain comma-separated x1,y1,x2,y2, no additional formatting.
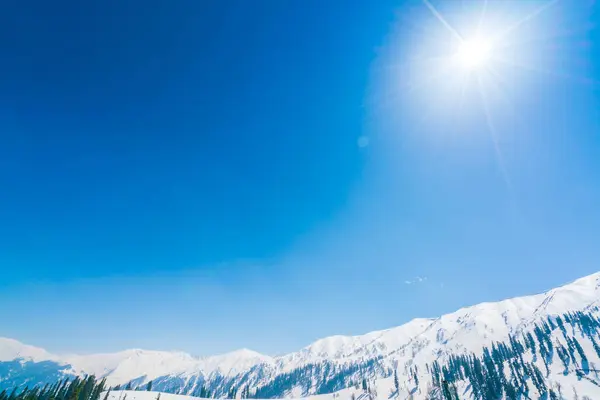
2,271,600,398
0,337,59,363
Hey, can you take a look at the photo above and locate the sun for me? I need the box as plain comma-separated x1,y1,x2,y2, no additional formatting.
372,0,566,190
456,38,493,70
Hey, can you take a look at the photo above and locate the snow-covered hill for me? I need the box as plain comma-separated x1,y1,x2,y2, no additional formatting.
0,337,59,363
3,271,600,399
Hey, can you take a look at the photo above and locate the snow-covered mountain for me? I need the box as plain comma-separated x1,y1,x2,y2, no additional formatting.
0,338,59,363
3,271,600,399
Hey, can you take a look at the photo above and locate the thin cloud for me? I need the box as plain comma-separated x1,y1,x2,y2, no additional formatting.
404,276,428,285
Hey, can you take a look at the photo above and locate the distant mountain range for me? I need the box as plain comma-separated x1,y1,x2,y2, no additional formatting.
3,272,600,399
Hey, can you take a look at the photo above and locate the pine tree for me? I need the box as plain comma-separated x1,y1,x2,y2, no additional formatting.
80,375,96,400
441,380,452,400
89,379,106,400
65,378,80,400
393,369,399,393
57,378,70,400
228,387,237,399
531,363,547,394
589,336,600,359
572,337,588,364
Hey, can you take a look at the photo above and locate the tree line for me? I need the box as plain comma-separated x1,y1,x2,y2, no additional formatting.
418,308,600,399
0,376,107,400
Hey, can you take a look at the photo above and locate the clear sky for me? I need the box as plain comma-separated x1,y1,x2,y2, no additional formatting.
0,0,599,356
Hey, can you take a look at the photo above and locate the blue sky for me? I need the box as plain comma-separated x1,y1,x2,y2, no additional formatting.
0,0,599,356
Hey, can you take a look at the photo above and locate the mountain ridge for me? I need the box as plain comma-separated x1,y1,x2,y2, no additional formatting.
2,270,600,398
6,272,598,366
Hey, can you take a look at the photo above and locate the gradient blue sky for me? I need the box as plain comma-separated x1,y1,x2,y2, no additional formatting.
1,0,599,356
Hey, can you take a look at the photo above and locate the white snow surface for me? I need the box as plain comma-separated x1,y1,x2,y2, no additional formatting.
0,337,59,363
3,271,600,391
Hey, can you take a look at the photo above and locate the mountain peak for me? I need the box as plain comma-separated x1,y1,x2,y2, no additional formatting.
0,337,58,363
223,348,265,358
201,347,273,374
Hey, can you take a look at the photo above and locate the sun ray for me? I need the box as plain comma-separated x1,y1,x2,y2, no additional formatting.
366,53,461,121
494,56,600,85
493,0,560,42
422,0,464,42
476,73,513,191
406,58,457,93
482,63,516,109
366,73,442,123
499,20,596,49
476,0,489,37
455,72,472,115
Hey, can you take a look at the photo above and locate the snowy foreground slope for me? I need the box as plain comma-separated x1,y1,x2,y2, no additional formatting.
3,272,600,399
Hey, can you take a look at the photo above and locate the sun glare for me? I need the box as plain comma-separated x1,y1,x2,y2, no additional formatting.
456,38,492,70
371,0,566,189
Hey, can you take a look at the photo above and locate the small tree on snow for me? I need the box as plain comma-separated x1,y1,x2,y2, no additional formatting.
572,387,579,400
368,383,377,400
